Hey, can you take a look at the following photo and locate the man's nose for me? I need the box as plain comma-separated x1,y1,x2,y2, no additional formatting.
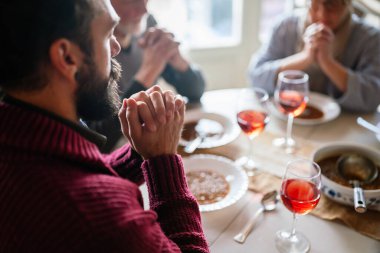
111,36,121,57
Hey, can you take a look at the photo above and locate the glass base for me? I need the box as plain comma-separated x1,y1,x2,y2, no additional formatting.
272,137,297,154
275,229,310,253
235,156,260,176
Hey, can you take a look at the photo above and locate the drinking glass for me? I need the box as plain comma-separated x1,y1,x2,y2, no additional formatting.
273,70,309,154
275,159,321,253
235,87,270,176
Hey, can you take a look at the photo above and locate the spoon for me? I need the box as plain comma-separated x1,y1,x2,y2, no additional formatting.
184,130,206,154
357,117,380,135
336,154,379,213
184,119,223,153
234,190,279,244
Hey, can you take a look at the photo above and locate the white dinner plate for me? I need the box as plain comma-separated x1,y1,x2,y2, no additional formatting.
269,91,341,125
179,110,240,149
183,155,248,212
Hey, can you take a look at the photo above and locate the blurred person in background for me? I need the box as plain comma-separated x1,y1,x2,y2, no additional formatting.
0,0,209,252
248,0,380,113
89,0,206,152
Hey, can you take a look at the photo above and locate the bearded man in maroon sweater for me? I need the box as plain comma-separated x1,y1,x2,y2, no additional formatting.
0,0,209,252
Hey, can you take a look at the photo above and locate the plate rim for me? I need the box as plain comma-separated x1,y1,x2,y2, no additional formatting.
182,154,248,212
180,110,240,149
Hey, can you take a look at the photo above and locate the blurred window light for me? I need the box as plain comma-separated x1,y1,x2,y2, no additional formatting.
149,0,242,49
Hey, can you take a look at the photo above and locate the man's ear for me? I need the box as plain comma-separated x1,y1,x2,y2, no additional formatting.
49,39,83,84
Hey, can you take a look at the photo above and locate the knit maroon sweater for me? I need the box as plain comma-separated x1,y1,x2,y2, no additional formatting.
0,98,209,253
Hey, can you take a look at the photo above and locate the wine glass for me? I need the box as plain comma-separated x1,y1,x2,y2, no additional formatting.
235,87,270,176
275,159,321,253
273,70,309,154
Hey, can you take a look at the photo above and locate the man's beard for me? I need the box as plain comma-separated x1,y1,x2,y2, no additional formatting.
75,58,122,121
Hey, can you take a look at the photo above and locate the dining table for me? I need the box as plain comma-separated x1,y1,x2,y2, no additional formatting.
142,88,380,252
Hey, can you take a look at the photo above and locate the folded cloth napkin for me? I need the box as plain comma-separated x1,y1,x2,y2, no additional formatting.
248,172,380,241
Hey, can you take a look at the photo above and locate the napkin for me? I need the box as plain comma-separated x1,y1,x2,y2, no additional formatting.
248,172,380,241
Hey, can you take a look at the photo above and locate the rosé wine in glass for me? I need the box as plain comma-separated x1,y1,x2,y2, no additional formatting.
235,88,269,176
281,178,320,215
273,70,309,154
277,90,307,117
237,110,269,138
275,159,321,253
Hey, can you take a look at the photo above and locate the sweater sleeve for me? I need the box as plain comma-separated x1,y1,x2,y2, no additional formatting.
76,154,209,253
103,144,145,185
146,14,205,102
248,16,299,96
123,66,206,103
161,64,206,102
334,24,380,113
122,79,147,99
141,154,209,252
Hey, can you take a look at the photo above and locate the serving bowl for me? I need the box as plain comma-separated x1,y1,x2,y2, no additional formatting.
312,143,380,211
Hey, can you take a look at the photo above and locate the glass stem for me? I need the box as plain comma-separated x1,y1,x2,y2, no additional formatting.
245,136,256,175
248,137,254,162
286,114,294,145
290,213,298,238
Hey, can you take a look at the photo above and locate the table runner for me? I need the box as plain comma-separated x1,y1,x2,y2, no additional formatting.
249,171,380,241
182,131,380,240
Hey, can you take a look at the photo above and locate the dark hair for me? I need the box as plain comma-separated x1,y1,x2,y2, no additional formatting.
0,0,95,91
